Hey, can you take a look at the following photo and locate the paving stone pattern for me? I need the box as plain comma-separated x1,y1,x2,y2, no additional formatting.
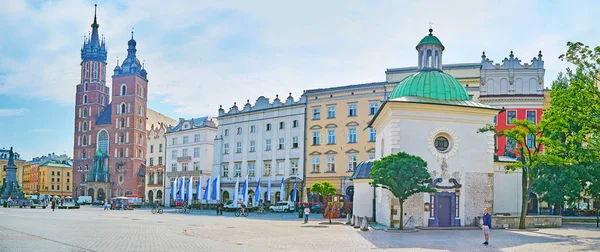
1,207,599,252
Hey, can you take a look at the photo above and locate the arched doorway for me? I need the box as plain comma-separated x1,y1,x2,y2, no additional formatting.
289,189,299,202
156,190,162,202
275,192,281,203
87,188,95,201
248,190,254,205
527,192,538,214
346,186,354,202
148,190,154,203
222,191,230,202
97,188,106,202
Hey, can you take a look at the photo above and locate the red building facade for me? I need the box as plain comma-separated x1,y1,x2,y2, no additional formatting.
478,51,545,160
72,5,149,202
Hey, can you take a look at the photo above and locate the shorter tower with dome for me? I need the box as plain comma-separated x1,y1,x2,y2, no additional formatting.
353,29,501,228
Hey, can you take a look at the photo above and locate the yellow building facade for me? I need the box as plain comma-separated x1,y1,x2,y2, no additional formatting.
38,160,73,197
303,64,481,202
21,162,40,195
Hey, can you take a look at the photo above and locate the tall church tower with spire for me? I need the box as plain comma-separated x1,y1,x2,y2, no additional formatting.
73,4,109,196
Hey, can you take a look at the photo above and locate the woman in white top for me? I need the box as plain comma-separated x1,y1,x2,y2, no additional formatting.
303,206,310,223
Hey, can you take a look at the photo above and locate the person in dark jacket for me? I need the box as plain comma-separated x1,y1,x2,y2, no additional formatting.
482,208,492,245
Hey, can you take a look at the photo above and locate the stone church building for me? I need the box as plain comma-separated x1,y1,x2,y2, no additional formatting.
356,29,504,228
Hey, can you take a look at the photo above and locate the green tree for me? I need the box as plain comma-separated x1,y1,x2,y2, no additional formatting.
479,119,543,229
537,42,600,206
310,181,337,223
369,152,435,230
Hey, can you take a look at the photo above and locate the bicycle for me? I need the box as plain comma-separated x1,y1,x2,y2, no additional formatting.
256,206,267,214
151,206,163,214
177,206,192,214
235,207,248,217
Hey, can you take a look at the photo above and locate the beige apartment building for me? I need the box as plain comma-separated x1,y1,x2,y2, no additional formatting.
303,64,480,203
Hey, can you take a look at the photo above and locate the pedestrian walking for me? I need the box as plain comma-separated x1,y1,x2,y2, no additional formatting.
51,199,56,212
482,208,492,245
217,201,224,215
303,205,310,224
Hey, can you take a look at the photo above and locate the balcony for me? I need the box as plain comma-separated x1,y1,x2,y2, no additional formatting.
177,156,191,162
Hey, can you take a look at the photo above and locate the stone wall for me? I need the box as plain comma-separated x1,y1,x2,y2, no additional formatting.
376,187,425,228
464,172,493,226
477,216,562,229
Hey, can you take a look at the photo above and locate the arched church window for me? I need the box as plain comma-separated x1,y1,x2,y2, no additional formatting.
434,50,439,68
426,49,433,68
121,104,126,114
100,95,105,105
98,130,109,154
85,164,89,171
121,84,127,96
83,122,88,132
83,95,88,104
94,63,98,79
81,174,86,182
83,107,88,118
120,118,125,128
120,133,125,144
419,51,424,68
119,148,124,158
84,82,88,91
83,135,87,146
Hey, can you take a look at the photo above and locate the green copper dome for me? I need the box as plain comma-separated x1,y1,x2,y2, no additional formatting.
388,69,470,101
417,29,444,49
95,149,103,157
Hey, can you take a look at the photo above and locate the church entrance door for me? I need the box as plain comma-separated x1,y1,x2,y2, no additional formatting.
438,196,452,227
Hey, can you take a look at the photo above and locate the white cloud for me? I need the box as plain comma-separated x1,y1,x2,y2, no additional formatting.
0,108,26,116
0,0,596,118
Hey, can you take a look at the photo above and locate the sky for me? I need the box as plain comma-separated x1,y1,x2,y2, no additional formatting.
0,0,599,160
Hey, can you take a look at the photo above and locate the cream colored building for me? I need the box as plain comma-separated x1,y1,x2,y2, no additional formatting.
145,109,177,205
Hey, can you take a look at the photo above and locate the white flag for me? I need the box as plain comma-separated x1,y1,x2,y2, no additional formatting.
233,177,239,206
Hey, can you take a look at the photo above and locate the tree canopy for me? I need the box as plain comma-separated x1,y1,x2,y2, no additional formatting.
370,152,434,229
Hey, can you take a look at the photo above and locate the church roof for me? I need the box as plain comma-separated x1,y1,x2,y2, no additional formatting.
417,28,444,50
388,69,470,101
96,104,112,125
351,160,375,180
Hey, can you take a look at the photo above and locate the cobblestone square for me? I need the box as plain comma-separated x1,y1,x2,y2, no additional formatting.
1,207,599,252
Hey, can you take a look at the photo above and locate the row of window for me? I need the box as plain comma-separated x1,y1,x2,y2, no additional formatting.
223,137,300,154
147,172,164,184
48,185,70,191
81,93,106,106
223,120,300,137
115,117,143,130
171,134,203,145
50,178,70,183
148,157,163,166
149,144,164,153
311,128,376,145
501,110,537,125
310,154,375,173
171,161,202,172
170,147,203,159
221,160,300,177
82,62,100,80
50,171,70,177
312,103,378,120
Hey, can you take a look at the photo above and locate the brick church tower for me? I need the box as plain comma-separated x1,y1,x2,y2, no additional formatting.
109,31,149,198
73,4,109,200
73,4,148,201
